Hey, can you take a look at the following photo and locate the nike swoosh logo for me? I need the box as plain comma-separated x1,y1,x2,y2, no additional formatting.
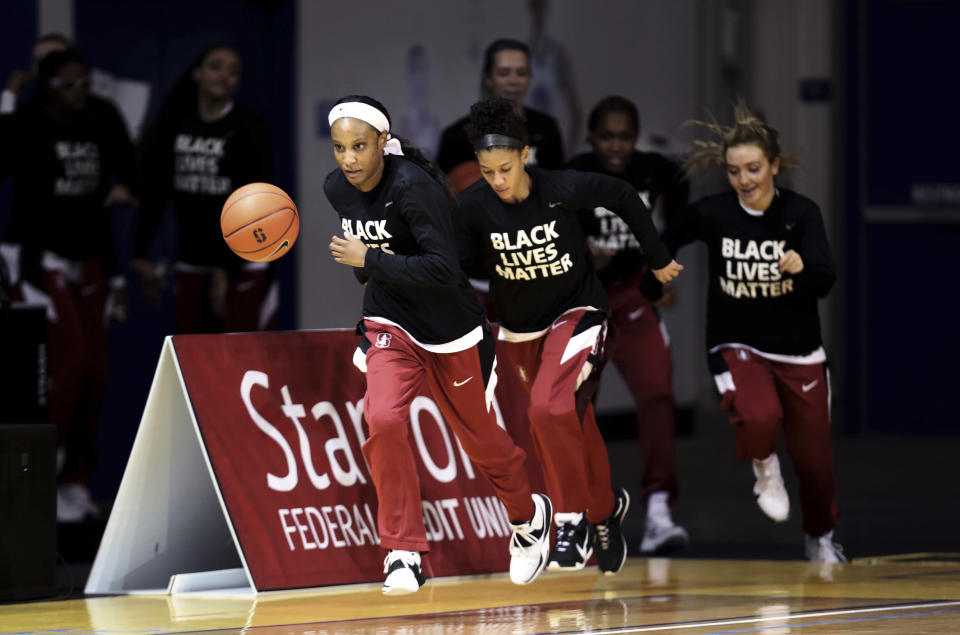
628,307,645,321
385,201,394,208
453,377,473,387
802,380,819,392
785,222,796,231
576,541,589,559
548,202,562,208
551,320,568,330
267,240,290,259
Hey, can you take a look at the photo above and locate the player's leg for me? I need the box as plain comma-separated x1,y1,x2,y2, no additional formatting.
174,266,216,334
774,361,844,562
426,325,550,584
359,322,429,594
607,285,688,554
42,261,91,521
523,310,616,571
223,262,276,332
712,348,789,522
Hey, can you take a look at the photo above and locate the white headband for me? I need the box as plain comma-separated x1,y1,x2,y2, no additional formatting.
328,101,403,156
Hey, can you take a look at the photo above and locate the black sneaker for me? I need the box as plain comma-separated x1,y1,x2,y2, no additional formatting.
547,512,594,570
382,550,426,595
594,487,630,575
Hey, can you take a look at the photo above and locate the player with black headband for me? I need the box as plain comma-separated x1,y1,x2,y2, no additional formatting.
324,95,553,595
454,96,683,574
566,96,690,555
670,101,844,563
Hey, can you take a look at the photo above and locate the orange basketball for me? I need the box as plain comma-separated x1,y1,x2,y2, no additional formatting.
221,182,299,262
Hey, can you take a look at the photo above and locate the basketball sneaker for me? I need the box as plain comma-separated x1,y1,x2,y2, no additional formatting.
593,487,630,574
752,454,790,522
547,512,593,570
639,491,689,555
805,530,847,563
508,493,553,584
381,550,425,595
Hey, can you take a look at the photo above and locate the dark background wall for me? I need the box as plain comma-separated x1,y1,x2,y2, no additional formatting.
846,0,960,434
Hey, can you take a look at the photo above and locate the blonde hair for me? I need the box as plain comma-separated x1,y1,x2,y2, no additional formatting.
682,101,798,177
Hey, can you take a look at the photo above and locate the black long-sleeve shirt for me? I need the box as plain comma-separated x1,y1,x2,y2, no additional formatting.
324,155,485,345
436,107,565,174
134,103,273,267
454,167,671,334
666,189,835,356
0,96,135,284
566,150,688,287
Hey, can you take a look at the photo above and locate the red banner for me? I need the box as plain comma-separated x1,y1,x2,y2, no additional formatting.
172,330,543,591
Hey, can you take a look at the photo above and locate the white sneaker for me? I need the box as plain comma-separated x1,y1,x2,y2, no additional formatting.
752,454,789,522
508,493,552,584
639,491,689,554
57,483,100,523
805,530,847,563
382,550,425,595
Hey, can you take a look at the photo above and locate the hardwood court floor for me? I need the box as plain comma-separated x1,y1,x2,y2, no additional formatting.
3,556,960,634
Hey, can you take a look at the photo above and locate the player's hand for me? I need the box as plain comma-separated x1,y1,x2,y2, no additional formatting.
330,234,368,268
104,184,139,208
5,70,29,95
779,250,804,274
652,259,683,283
132,258,165,306
654,282,677,308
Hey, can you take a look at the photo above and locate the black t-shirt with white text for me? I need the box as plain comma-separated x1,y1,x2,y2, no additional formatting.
454,167,671,333
666,189,835,355
324,155,484,345
0,96,135,283
566,150,688,286
134,103,273,267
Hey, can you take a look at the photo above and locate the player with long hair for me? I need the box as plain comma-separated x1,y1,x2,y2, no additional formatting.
133,44,276,333
671,101,844,562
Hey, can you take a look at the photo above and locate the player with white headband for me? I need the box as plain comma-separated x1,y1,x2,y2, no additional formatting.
323,95,553,595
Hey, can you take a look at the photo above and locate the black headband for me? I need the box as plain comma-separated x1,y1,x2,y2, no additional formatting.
474,133,525,152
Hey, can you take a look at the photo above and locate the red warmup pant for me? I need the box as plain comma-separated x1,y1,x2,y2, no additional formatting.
175,266,276,334
502,310,616,524
713,347,838,536
360,320,534,553
42,259,110,484
605,276,679,505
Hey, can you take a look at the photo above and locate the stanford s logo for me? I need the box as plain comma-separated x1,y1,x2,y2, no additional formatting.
253,227,267,243
375,333,392,349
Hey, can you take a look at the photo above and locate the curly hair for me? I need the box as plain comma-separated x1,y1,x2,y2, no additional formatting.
464,97,529,149
682,100,798,177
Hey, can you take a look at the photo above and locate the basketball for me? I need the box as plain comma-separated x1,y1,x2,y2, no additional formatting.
221,182,299,262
